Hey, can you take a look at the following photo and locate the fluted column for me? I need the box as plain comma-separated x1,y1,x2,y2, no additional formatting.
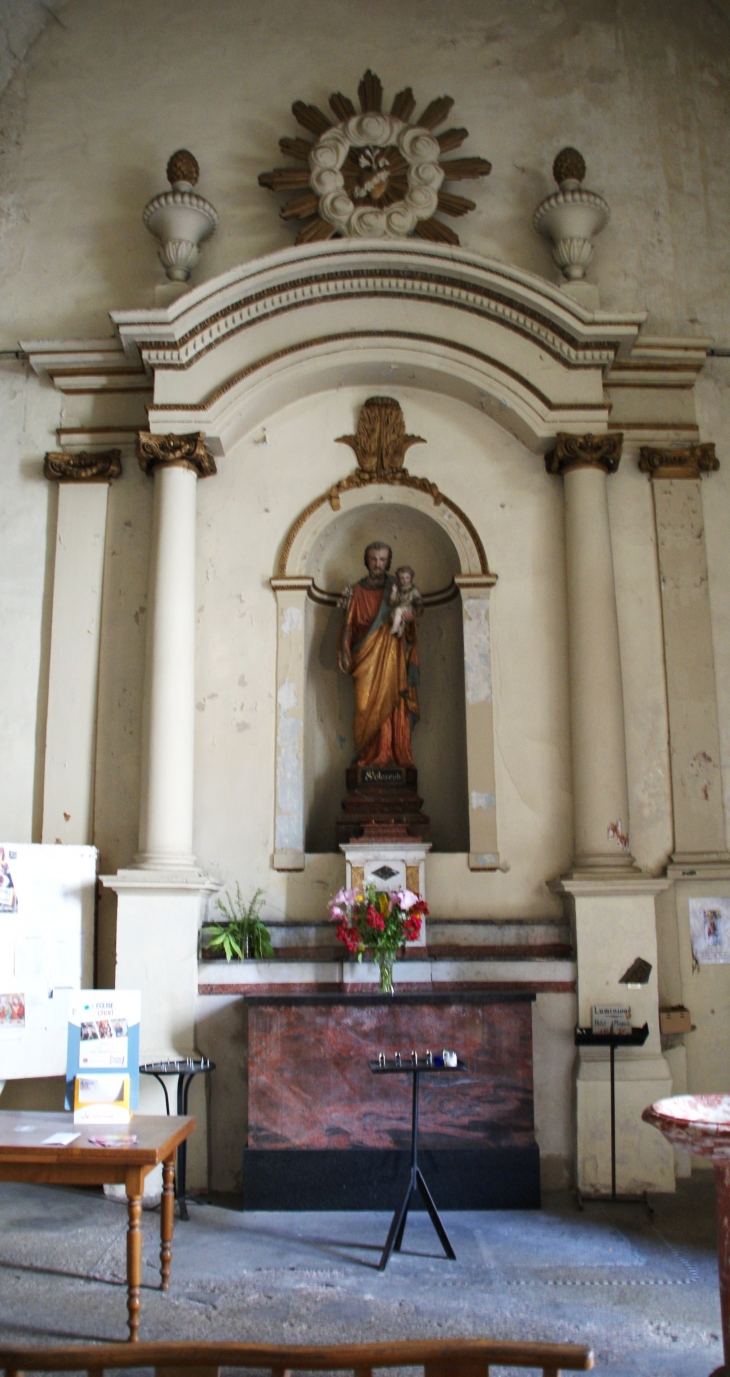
547,433,635,872
135,432,216,872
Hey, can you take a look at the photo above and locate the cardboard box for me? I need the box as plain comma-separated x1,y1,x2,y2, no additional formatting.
660,1006,692,1036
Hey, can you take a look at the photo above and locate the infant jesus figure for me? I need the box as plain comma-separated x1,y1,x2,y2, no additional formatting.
389,564,424,637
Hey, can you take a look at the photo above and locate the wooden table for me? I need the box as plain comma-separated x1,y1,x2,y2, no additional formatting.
0,1110,195,1342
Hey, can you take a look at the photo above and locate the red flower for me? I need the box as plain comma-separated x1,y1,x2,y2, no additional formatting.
404,913,422,941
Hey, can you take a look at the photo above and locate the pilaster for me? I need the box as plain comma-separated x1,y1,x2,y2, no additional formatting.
639,444,729,866
455,574,500,870
42,450,121,844
270,577,312,870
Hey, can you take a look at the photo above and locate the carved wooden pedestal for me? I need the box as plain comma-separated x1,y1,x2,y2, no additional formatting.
336,765,430,846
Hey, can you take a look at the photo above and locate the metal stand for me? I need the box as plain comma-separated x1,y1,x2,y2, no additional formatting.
370,1058,463,1271
574,1025,652,1215
140,1057,216,1220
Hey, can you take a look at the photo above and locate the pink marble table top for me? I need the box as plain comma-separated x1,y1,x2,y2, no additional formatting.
643,1094,730,1159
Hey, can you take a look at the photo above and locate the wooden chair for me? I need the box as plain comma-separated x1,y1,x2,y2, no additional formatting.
0,1337,593,1377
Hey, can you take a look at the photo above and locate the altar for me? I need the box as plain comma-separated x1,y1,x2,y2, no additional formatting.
242,990,539,1211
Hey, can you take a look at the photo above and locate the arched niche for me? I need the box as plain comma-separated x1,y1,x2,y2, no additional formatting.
271,481,498,873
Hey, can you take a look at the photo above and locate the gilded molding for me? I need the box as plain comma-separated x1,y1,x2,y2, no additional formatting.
43,449,122,483
546,431,623,477
638,443,719,480
136,431,217,478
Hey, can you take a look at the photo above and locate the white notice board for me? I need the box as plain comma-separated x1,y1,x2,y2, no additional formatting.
0,844,96,1080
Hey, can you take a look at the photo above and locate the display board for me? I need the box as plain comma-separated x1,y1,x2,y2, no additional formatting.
0,844,96,1080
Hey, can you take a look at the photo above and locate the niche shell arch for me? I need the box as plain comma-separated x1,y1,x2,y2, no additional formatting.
272,480,498,872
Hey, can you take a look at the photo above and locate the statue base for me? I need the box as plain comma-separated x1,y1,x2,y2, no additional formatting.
336,765,431,846
339,839,430,944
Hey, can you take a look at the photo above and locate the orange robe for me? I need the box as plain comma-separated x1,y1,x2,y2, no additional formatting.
341,579,419,767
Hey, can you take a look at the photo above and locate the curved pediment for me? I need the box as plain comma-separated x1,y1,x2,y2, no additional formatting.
111,239,645,454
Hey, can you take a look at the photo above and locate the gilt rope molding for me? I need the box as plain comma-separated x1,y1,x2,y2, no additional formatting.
277,397,489,579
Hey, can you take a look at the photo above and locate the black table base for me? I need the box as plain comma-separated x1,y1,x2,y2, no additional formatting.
140,1058,215,1220
370,1059,464,1272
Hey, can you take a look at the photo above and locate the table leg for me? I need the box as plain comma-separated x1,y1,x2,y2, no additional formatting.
125,1175,143,1343
712,1161,730,1377
160,1155,175,1290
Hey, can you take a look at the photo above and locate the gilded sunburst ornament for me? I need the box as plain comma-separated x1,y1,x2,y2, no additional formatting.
258,69,491,245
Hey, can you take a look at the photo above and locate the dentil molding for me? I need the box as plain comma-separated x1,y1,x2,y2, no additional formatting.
136,431,217,478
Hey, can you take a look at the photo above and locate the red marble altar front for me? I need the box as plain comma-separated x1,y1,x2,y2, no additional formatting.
247,992,535,1151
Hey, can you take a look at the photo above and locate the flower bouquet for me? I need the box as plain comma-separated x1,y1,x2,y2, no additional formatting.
328,883,428,994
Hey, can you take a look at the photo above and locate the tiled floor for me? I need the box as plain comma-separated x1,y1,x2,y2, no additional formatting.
0,1177,724,1375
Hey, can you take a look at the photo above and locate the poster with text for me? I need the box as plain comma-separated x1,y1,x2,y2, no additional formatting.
689,897,730,964
66,990,140,1110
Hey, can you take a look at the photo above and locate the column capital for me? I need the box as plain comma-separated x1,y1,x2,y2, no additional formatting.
43,449,122,483
546,432,623,477
638,442,719,480
137,431,216,478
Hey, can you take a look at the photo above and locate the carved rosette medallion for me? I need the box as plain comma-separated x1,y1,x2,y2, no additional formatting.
545,432,624,477
638,443,719,480
259,69,491,245
43,449,122,483
136,431,217,478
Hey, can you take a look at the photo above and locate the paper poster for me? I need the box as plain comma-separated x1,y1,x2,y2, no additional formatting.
0,844,96,1080
66,990,140,1110
689,897,730,964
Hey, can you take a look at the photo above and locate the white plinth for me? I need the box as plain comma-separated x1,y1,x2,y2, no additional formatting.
340,841,431,947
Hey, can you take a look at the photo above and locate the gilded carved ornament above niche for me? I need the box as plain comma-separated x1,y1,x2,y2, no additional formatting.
43,449,122,483
136,431,217,479
545,432,624,477
638,444,719,480
328,396,440,510
258,69,491,245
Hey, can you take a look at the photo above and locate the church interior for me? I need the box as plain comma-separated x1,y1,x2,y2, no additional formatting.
1,2,730,1374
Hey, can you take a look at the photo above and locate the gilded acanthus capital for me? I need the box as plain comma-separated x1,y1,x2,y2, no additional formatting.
545,432,623,477
43,449,122,483
638,443,719,480
136,431,217,479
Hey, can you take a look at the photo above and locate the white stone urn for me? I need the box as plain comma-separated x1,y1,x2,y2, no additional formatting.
143,150,219,282
533,147,609,282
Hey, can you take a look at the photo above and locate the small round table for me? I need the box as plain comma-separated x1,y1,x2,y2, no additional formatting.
140,1057,216,1219
643,1093,730,1377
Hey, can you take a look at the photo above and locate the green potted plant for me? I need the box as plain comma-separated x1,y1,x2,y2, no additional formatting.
201,885,274,961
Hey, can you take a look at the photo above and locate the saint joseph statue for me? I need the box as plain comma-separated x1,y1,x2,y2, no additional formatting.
338,541,422,767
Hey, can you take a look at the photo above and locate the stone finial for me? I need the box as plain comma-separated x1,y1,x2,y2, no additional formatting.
552,147,586,188
136,431,217,478
166,149,199,188
44,449,122,483
545,432,624,477
639,443,719,480
143,152,218,283
534,147,609,284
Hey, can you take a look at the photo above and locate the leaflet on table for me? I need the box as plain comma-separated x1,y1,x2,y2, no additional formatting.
66,990,140,1110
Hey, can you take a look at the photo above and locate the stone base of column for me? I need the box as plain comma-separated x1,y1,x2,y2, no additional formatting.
554,873,675,1193
101,868,219,1061
576,1051,674,1194
668,854,730,878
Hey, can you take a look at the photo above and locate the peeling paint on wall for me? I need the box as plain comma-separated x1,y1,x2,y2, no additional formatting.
471,791,495,812
275,678,303,851
281,606,303,637
463,599,492,705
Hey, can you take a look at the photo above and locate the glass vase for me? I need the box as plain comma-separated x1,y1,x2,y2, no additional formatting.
378,952,395,995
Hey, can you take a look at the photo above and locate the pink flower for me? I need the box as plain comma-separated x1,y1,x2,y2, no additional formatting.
394,889,420,911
